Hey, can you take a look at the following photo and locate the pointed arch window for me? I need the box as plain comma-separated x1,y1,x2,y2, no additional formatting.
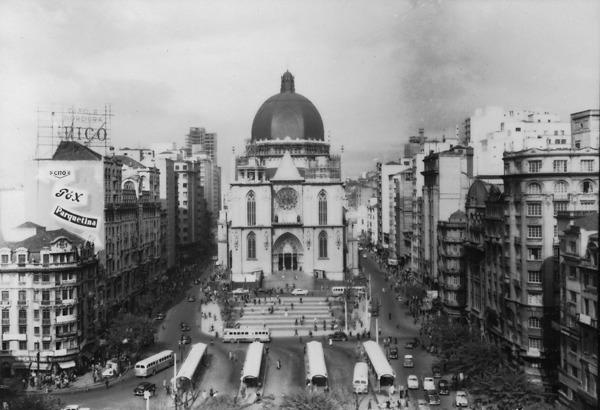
318,231,328,258
247,232,256,259
247,191,256,226
318,190,328,225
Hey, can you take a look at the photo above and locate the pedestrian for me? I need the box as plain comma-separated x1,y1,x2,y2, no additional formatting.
277,359,281,370
368,399,372,409
105,378,109,389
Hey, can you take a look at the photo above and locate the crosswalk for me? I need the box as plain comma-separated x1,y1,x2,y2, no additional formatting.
233,296,341,338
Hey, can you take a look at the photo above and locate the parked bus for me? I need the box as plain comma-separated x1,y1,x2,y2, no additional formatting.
362,341,395,392
240,342,264,390
222,328,271,343
172,343,208,393
305,341,328,391
134,350,174,377
331,286,366,297
353,362,369,394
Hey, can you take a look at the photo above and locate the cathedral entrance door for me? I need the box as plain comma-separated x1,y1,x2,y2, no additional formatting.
279,252,297,270
273,234,303,273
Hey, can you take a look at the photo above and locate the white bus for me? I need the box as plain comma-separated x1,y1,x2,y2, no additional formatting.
172,343,208,393
305,341,328,390
353,362,369,394
134,350,174,377
222,328,271,343
362,341,395,392
331,286,366,297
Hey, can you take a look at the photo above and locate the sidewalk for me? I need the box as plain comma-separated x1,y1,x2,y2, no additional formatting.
26,366,134,395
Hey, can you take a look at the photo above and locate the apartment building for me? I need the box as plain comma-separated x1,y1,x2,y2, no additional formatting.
437,210,468,317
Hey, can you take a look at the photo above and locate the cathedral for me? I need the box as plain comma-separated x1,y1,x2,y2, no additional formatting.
218,71,347,281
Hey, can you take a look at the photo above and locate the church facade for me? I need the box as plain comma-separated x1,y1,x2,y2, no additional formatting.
218,71,346,280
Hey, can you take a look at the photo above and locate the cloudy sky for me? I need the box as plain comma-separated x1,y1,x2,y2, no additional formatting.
1,0,598,186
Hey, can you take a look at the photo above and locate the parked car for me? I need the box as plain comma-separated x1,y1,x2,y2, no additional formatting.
407,375,419,389
455,391,469,407
403,354,414,368
387,346,399,359
422,376,435,391
425,389,440,406
417,399,431,410
431,365,442,378
187,295,196,302
155,313,165,320
134,381,156,396
180,334,191,344
232,288,249,295
291,288,309,296
328,331,348,341
437,379,450,395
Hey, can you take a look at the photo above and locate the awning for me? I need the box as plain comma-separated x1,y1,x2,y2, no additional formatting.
30,363,52,371
11,363,29,370
58,361,76,369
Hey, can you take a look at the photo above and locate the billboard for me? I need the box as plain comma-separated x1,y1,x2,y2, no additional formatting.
25,158,105,269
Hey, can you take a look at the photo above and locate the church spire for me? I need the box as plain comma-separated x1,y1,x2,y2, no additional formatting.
280,70,295,93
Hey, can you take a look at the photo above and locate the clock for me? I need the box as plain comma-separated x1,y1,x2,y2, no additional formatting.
276,187,298,210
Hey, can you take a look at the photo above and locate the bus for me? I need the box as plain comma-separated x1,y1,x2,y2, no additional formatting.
353,362,369,394
222,328,271,343
172,343,208,393
305,341,328,391
240,342,264,390
362,341,395,392
134,350,174,377
331,286,366,297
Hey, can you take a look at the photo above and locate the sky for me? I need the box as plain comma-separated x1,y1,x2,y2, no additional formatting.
0,0,598,187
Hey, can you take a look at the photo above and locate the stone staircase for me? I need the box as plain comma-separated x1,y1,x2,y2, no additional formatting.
233,296,337,338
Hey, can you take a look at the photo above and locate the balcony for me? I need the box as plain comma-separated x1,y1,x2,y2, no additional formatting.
17,300,27,306
56,314,77,324
42,318,51,325
40,300,51,306
0,300,10,306
62,298,77,305
55,331,77,339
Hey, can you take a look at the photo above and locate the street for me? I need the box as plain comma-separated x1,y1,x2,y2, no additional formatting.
56,255,458,410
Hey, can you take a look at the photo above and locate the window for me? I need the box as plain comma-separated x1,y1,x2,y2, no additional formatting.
0,255,7,264
528,226,542,238
553,201,568,215
581,160,594,172
1,291,8,301
569,241,577,253
527,203,542,216
553,160,567,172
318,191,328,225
527,183,542,194
318,231,328,258
528,161,542,173
527,248,542,261
246,191,256,226
528,293,543,306
528,317,541,329
529,337,542,349
528,271,541,283
581,180,595,193
554,181,568,194
247,232,256,259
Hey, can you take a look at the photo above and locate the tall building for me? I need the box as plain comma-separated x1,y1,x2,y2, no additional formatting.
437,210,468,317
555,212,598,409
218,71,346,280
376,160,410,253
186,127,218,163
571,109,599,149
0,223,97,379
420,146,473,288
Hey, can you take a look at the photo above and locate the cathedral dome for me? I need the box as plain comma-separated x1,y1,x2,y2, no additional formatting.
251,71,325,141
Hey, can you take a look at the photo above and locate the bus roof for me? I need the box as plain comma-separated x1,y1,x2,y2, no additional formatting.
136,350,173,366
241,342,263,382
353,362,369,378
306,341,328,380
175,343,207,383
362,341,395,380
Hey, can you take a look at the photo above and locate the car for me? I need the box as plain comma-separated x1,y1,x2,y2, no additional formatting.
407,375,419,389
101,368,117,378
291,288,309,296
187,295,196,302
180,334,191,344
155,313,165,320
437,379,450,395
232,288,249,295
455,391,469,407
403,354,414,368
404,338,419,349
328,331,348,341
134,381,156,396
180,322,190,332
422,376,435,390
387,346,399,359
425,389,440,406
417,399,431,410
431,365,442,378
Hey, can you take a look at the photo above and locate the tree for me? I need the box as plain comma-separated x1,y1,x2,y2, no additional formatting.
280,390,354,410
469,367,549,408
103,313,155,358
7,394,61,410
